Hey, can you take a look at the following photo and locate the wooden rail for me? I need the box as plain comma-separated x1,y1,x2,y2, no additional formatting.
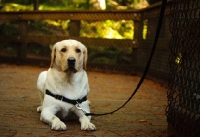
0,10,141,21
0,10,140,51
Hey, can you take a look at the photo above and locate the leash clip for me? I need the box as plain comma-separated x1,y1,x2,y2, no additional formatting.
75,102,87,114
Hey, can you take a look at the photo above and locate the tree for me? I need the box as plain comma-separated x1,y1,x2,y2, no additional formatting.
33,0,39,10
147,0,161,5
1,0,32,5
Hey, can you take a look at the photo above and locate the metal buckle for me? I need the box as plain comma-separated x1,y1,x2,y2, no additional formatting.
60,96,63,101
75,102,87,114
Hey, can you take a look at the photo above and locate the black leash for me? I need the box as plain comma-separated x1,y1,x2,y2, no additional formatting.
85,0,167,116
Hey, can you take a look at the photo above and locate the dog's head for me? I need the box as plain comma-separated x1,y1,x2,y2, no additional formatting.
50,39,87,73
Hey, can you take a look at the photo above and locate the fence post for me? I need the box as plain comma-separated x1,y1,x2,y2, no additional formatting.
133,19,143,73
18,21,27,60
134,19,143,47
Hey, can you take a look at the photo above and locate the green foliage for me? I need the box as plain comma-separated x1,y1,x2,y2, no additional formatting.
143,19,148,40
1,0,89,11
0,21,18,35
70,0,89,9
88,46,132,64
27,43,51,56
81,20,133,39
38,1,68,10
0,43,17,56
0,0,150,11
57,20,70,30
39,0,89,10
27,20,70,35
1,0,32,5
39,0,88,9
6,46,17,56
28,20,52,35
1,3,33,11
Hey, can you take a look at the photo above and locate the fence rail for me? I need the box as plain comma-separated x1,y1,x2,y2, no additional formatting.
0,10,141,21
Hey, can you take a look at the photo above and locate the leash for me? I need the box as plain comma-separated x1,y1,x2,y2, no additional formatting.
85,0,167,117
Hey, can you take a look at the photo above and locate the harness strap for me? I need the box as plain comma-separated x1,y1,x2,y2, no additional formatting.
46,89,87,105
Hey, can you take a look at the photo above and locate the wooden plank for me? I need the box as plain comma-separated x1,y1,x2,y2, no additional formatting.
0,35,137,48
0,10,141,21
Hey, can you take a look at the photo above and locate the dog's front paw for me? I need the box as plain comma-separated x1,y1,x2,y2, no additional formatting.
80,116,96,131
37,106,42,112
52,120,67,130
81,122,96,131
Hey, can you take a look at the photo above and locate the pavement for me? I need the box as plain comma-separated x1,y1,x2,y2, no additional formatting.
0,64,168,137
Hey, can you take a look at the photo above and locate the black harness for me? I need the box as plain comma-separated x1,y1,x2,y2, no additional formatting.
46,89,87,105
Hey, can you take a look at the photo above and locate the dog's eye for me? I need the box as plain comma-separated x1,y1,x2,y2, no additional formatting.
76,49,81,53
61,48,66,52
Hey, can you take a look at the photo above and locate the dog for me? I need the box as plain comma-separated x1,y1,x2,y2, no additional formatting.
36,39,96,131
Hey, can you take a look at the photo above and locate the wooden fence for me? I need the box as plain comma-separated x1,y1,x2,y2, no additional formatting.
0,1,171,79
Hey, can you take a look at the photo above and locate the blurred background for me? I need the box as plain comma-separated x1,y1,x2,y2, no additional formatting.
0,0,170,78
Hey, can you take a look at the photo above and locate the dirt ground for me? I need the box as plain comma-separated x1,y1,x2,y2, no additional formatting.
0,64,168,137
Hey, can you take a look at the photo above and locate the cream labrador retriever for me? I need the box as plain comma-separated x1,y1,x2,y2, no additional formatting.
36,39,96,131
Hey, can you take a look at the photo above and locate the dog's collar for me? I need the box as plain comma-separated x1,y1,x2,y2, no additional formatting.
46,89,87,105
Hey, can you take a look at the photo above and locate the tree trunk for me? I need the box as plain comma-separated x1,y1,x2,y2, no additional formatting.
33,0,39,11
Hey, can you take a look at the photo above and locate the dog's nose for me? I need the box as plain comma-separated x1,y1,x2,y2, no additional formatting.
67,57,76,64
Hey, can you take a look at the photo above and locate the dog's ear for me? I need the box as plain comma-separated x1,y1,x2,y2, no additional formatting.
83,47,88,70
50,44,56,68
